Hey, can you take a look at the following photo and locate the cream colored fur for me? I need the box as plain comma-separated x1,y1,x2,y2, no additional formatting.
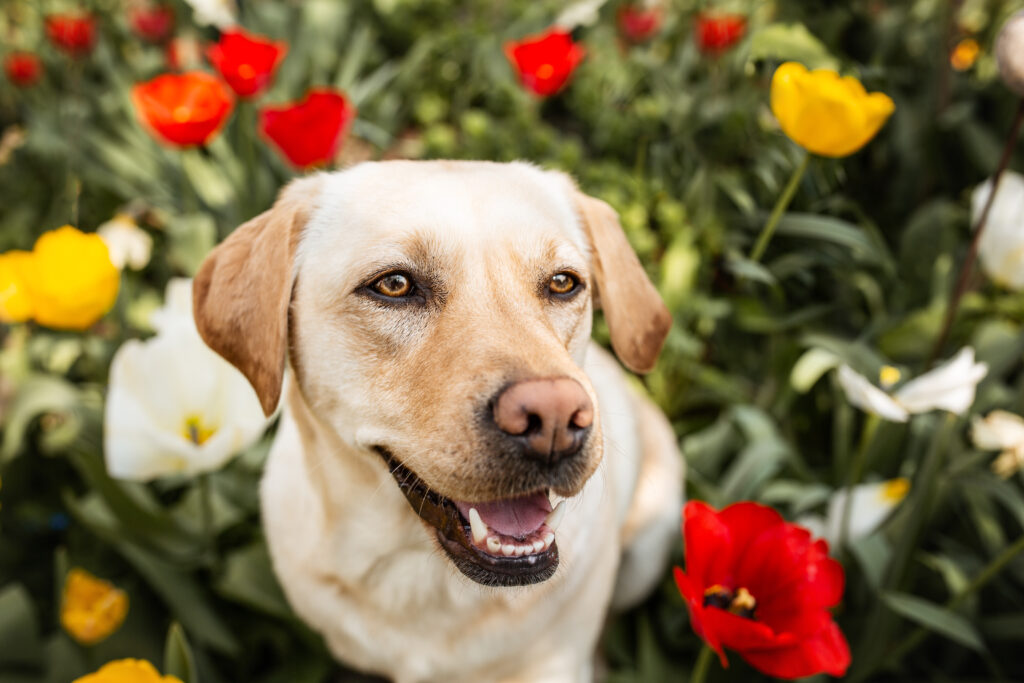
198,161,683,683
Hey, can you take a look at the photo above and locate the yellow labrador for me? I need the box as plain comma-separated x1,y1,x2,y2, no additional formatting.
193,161,683,683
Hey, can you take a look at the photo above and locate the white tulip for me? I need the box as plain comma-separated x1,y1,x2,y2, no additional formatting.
836,347,988,423
971,410,1024,478
182,0,237,29
150,277,195,335
98,214,152,271
104,280,267,481
799,478,910,550
555,0,607,29
996,10,1024,96
972,171,1024,291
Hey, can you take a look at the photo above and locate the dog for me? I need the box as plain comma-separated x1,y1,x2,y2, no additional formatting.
193,161,683,683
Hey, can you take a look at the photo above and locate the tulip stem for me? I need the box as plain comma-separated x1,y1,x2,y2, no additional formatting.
877,531,1024,671
199,474,215,565
690,645,715,683
749,151,810,263
838,413,880,552
926,98,1024,368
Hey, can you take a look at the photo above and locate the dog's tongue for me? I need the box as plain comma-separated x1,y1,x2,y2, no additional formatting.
455,492,552,538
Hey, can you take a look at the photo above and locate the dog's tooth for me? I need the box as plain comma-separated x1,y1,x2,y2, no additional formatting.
532,540,545,553
543,532,555,547
502,543,516,556
468,507,488,544
545,501,566,531
486,536,502,554
514,545,527,556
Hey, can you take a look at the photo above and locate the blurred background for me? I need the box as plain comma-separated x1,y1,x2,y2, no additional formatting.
2,0,1024,681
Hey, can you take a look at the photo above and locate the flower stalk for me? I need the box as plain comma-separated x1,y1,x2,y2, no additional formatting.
927,98,1024,367
749,150,809,262
879,531,1024,671
690,644,715,683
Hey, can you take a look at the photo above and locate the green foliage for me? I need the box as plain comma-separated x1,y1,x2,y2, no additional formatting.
2,0,1024,681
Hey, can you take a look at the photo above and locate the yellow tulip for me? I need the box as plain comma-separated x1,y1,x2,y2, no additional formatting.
770,62,895,158
24,225,120,330
0,250,35,323
60,568,129,645
73,659,183,683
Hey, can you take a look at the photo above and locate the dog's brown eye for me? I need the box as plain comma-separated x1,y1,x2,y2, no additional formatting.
374,273,413,298
549,272,578,296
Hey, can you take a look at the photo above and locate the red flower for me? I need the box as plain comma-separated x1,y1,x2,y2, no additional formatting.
132,72,234,147
130,4,175,43
504,29,585,97
207,28,287,98
4,52,42,87
617,5,663,43
259,89,355,168
694,12,746,55
45,13,97,57
674,501,851,680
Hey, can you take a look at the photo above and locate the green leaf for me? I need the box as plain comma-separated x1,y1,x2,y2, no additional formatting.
1,375,81,463
167,214,217,276
881,591,985,652
775,213,882,262
0,584,43,667
164,622,198,683
180,149,236,209
214,542,293,619
748,23,840,70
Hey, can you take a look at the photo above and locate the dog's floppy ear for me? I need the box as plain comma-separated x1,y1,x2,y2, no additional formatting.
573,190,672,374
193,176,322,416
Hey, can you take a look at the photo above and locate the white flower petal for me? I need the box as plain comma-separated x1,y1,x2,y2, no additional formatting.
183,0,237,28
972,410,1024,450
837,365,910,422
98,216,153,271
895,347,987,415
104,279,268,481
823,479,910,548
973,171,1024,291
151,278,197,335
554,0,607,29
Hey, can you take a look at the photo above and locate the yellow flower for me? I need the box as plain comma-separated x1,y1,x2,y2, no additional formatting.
770,61,895,158
73,659,183,683
0,250,35,323
951,38,980,72
60,568,129,645
24,226,120,330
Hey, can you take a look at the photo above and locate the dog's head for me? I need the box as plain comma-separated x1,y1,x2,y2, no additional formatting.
193,161,670,587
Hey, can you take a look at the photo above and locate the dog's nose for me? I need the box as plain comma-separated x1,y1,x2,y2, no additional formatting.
492,378,593,462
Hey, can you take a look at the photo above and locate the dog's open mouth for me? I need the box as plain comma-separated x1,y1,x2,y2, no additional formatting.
376,448,561,587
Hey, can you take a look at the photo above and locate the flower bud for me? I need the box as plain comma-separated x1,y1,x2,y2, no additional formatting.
996,10,1024,96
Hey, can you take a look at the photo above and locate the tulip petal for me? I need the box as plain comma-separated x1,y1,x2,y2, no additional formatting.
739,620,851,680
836,365,909,421
683,501,737,588
973,172,1024,290
972,410,1024,450
820,478,909,547
894,347,987,415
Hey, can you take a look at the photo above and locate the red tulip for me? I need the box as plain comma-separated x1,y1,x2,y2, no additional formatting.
207,28,287,98
45,13,97,57
132,72,234,147
4,52,42,87
674,501,851,679
130,4,175,43
617,5,663,43
259,89,355,168
694,12,746,55
504,29,585,97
